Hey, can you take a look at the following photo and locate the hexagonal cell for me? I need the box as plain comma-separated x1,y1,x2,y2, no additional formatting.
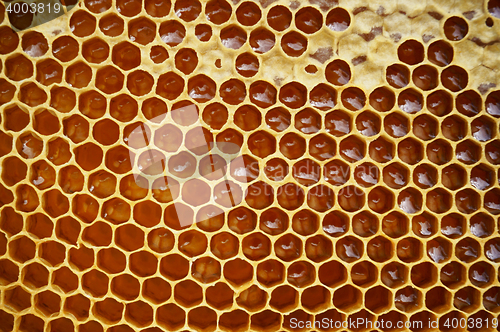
341,87,366,111
290,210,318,237
72,194,99,224
426,139,453,165
111,274,140,301
413,114,438,141
246,130,276,159
308,134,335,162
235,285,267,312
412,65,438,91
219,309,249,332
441,65,468,92
128,17,156,45
470,212,494,238
115,224,144,252
346,310,375,332
455,188,481,214
81,38,110,64
333,285,362,312
16,131,43,160
352,211,378,237
5,54,33,82
0,207,23,237
350,261,377,288
269,285,297,312
35,290,61,316
39,241,65,267
365,286,391,314
440,165,466,191
36,59,63,86
324,159,350,186
352,162,378,188
224,258,253,286
440,261,466,289
397,188,423,214
256,259,284,287
469,262,494,288
125,301,153,328
150,45,169,64
15,184,39,213
306,184,333,212
233,105,261,132
174,280,203,307
355,111,380,137
470,163,495,191
3,104,29,132
453,286,480,313
381,262,408,288
64,294,90,321
9,235,35,263
398,88,423,114
141,277,171,305
191,256,221,284
395,286,421,313
70,9,96,38
484,188,500,215
250,310,281,331
336,235,363,262
427,237,452,263
0,259,19,286
426,188,452,214
386,63,409,89
205,282,233,310
97,248,126,274
368,186,394,214
234,53,259,79
245,182,274,210
426,91,452,119
100,198,130,226
398,39,424,65
338,185,365,213
426,286,451,313
69,245,94,271
94,298,124,323
177,229,207,257
304,234,331,263
5,285,31,312
287,261,315,288
339,136,366,163
397,237,422,263
325,110,350,138
188,307,219,332
300,286,330,313
22,262,49,289
369,136,395,163
367,236,393,263
1,156,27,187
82,270,109,297
412,164,437,190
157,304,185,331
483,287,500,313
41,189,68,220
19,314,45,332
428,40,453,66
273,234,302,262
129,251,158,278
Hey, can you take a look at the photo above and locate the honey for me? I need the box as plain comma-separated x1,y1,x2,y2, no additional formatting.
0,0,499,331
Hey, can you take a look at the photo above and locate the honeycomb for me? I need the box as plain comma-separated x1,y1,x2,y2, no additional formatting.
0,0,500,331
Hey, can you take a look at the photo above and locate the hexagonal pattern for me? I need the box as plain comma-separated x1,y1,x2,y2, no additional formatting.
0,1,499,331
